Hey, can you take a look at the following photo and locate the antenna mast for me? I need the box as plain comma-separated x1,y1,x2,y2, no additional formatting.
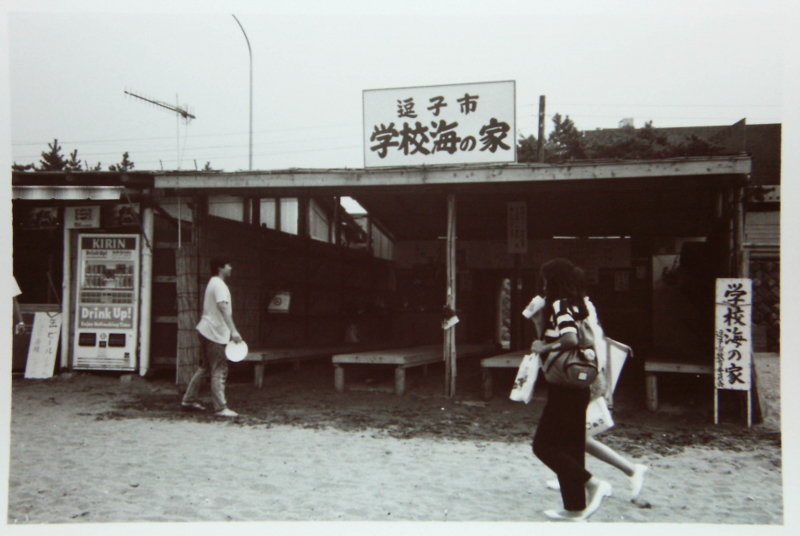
125,90,196,121
125,89,196,170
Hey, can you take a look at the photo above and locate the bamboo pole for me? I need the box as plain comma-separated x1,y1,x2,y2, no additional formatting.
445,193,457,397
176,244,199,387
138,205,154,376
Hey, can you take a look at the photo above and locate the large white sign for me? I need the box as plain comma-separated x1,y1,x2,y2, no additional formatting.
714,278,752,391
363,81,516,168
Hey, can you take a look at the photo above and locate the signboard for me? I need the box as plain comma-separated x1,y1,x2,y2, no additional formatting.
507,202,527,253
363,80,516,168
25,312,62,379
73,234,139,371
268,291,291,313
714,278,752,391
65,206,100,229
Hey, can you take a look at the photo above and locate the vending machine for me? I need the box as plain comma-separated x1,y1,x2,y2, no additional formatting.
73,234,140,370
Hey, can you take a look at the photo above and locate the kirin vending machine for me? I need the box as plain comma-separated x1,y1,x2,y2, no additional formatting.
73,234,139,371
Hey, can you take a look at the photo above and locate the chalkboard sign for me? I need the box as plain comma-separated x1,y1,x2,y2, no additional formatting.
25,312,62,379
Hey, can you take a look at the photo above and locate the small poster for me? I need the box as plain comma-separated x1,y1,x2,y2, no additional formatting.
65,206,100,229
25,312,62,379
714,278,752,391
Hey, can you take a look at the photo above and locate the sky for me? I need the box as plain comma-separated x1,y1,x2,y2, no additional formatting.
0,0,792,174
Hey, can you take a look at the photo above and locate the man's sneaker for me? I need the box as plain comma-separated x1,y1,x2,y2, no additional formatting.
181,401,205,411
215,408,238,418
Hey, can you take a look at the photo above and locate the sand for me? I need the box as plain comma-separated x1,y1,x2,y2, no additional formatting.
5,362,783,526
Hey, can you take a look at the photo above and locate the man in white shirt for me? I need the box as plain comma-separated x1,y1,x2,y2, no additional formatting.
181,257,242,417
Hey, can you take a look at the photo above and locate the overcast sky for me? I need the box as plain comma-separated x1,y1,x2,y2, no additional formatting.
1,0,792,173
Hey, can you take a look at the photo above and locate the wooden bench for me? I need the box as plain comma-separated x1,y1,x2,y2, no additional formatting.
644,354,713,411
244,343,392,389
480,349,529,400
332,343,494,395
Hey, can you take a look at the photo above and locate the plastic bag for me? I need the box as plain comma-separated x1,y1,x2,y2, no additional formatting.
509,352,540,404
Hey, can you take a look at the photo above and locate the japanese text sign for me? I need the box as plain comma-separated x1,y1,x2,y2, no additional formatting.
507,202,528,253
714,278,752,391
363,81,516,168
25,312,62,379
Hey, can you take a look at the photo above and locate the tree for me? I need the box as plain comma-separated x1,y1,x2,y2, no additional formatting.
66,149,83,172
516,134,540,163
37,139,69,171
108,152,135,172
547,114,587,161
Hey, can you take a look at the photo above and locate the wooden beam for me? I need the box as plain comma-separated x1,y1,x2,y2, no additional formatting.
154,157,752,192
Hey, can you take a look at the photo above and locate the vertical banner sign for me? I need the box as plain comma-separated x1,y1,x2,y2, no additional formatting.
714,278,752,391
25,312,62,379
507,202,528,253
73,234,140,371
364,81,516,167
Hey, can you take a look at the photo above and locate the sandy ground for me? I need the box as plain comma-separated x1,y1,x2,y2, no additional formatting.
5,354,784,526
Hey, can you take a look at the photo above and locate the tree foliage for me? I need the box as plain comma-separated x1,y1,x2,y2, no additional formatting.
518,116,725,164
12,139,138,172
108,152,135,172
37,139,70,171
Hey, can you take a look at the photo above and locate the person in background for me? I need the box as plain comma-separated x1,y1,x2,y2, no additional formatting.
530,258,612,521
181,257,242,418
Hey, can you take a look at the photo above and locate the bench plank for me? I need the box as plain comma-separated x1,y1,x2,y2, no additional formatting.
333,343,494,395
246,343,392,389
644,354,713,412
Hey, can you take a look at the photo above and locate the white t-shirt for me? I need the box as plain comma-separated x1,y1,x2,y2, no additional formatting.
196,276,232,344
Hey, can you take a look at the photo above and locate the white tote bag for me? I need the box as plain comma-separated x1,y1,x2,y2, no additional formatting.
509,352,540,404
586,396,615,436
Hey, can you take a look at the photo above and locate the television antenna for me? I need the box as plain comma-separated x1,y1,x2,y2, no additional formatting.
124,89,196,170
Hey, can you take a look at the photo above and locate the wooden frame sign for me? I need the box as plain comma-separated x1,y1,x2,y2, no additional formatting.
714,278,753,425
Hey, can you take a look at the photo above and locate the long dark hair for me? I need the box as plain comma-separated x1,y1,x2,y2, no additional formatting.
540,258,588,320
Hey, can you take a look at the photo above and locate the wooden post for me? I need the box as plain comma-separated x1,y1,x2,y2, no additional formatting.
537,95,546,163
332,196,340,245
734,186,746,277
60,226,71,370
444,193,457,397
511,254,521,350
251,197,261,227
139,204,154,377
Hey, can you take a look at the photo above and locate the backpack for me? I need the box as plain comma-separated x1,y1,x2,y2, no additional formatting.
542,316,598,388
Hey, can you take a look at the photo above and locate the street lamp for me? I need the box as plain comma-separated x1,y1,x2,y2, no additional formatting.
232,14,252,171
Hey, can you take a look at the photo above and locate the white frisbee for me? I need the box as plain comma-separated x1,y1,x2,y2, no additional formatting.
225,340,249,362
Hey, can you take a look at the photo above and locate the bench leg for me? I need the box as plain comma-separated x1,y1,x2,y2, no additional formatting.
254,363,265,389
481,367,493,401
395,367,406,396
645,372,658,412
334,365,345,393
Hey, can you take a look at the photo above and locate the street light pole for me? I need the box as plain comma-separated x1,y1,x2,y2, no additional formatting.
232,14,252,171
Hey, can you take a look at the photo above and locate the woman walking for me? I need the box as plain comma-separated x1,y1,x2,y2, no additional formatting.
531,258,612,521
